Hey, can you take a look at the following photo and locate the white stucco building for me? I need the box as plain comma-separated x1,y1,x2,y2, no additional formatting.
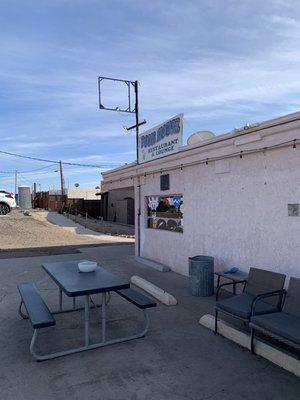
102,111,300,279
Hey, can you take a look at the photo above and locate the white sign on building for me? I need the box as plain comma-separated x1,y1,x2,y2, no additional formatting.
138,114,183,163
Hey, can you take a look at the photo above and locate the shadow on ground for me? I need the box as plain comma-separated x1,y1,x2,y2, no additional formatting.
0,243,132,259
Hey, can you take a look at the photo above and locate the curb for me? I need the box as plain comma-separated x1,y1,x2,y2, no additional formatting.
130,275,177,306
135,256,170,272
199,314,300,378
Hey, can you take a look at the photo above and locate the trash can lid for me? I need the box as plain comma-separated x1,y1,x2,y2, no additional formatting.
189,255,214,262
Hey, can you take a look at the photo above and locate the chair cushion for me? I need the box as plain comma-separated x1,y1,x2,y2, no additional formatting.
216,293,278,320
250,312,300,345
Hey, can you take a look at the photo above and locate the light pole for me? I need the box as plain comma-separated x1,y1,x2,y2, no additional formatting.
98,77,146,256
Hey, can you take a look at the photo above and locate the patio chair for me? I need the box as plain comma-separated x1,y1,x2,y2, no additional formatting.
214,267,286,334
249,277,300,353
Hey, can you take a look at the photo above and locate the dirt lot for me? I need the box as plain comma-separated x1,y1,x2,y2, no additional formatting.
67,213,134,237
0,210,133,251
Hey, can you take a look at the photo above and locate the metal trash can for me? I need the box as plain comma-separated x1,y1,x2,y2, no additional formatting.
189,255,214,296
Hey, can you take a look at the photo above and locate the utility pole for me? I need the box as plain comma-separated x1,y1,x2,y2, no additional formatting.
134,81,141,256
59,160,64,195
134,80,139,162
98,77,146,257
33,182,37,209
14,170,18,204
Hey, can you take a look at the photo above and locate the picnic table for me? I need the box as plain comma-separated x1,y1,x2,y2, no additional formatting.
43,261,130,348
18,260,156,361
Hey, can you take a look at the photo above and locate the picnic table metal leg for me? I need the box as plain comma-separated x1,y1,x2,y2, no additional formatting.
102,293,106,342
106,292,111,305
215,275,221,298
84,295,90,346
51,296,103,315
101,292,111,306
18,301,28,319
59,289,63,311
29,304,151,361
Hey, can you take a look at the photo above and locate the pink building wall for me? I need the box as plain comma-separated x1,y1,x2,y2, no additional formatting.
102,112,300,278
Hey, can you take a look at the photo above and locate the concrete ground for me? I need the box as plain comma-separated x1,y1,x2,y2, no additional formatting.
0,244,299,400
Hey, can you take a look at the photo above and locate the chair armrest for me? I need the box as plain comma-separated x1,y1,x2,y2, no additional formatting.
216,280,247,301
250,289,287,317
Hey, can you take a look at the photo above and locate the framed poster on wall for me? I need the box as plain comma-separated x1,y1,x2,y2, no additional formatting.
146,195,183,233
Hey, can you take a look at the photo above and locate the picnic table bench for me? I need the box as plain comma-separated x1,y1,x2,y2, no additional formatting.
116,288,157,309
18,283,55,329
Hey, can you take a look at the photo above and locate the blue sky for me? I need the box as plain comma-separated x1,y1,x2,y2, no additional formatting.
1,0,300,192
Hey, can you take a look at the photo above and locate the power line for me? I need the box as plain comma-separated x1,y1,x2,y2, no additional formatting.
0,150,59,164
0,149,120,169
0,164,57,175
18,174,33,186
22,164,58,173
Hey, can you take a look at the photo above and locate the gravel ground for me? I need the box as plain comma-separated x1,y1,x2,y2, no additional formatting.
0,210,132,250
67,213,135,237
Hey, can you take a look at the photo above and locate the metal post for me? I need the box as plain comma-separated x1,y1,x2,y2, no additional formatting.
102,292,106,343
97,77,144,258
59,160,64,196
134,80,139,164
15,170,18,204
137,178,141,257
59,289,63,311
135,81,141,257
85,295,90,346
85,212,88,229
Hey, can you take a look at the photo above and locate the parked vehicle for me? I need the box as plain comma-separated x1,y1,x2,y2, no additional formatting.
0,189,17,215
